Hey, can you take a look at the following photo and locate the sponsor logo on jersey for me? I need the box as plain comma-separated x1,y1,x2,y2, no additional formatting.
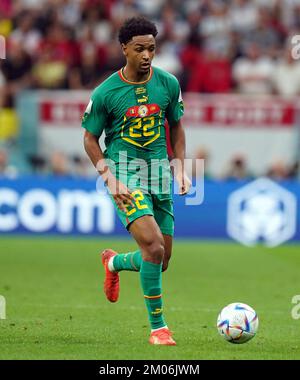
137,95,149,103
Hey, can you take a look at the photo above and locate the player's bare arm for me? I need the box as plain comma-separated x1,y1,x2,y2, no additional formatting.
170,120,191,195
83,130,134,212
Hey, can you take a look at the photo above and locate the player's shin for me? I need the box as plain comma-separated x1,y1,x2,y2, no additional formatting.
112,250,142,271
140,260,166,330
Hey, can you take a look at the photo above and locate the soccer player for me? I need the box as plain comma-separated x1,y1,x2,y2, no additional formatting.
82,17,191,346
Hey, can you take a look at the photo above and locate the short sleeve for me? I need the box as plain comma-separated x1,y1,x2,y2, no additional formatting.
81,91,108,137
166,76,184,126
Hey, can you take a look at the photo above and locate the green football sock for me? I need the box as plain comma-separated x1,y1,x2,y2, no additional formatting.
112,250,142,272
140,260,166,330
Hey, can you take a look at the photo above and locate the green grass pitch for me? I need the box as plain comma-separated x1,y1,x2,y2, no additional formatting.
0,236,300,360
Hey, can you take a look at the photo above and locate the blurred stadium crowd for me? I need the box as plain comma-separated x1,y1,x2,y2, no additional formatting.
1,0,300,179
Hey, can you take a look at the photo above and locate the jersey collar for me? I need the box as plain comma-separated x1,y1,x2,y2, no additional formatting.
118,67,153,85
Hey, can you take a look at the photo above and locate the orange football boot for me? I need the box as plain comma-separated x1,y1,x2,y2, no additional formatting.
149,328,176,346
101,249,119,303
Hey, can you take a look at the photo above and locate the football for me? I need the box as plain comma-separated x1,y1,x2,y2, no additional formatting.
217,302,259,344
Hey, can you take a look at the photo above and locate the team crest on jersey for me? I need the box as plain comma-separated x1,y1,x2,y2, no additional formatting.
135,87,147,95
125,103,160,118
138,105,149,117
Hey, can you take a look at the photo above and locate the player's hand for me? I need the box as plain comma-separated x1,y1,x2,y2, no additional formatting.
176,172,191,196
107,177,135,212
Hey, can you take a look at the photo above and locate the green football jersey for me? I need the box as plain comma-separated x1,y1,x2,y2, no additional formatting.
82,66,184,192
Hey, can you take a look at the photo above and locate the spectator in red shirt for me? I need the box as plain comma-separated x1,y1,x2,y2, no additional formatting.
179,33,204,92
0,0,13,18
38,23,77,66
185,47,232,93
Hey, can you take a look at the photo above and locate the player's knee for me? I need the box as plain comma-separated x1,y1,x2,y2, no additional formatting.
148,241,165,262
142,238,165,263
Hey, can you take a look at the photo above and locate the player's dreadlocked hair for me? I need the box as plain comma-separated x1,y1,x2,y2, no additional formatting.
118,17,158,45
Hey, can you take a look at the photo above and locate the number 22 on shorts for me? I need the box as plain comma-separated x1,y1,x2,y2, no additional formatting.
125,190,148,216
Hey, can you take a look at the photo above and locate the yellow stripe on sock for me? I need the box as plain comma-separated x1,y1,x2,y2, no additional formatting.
144,294,162,299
